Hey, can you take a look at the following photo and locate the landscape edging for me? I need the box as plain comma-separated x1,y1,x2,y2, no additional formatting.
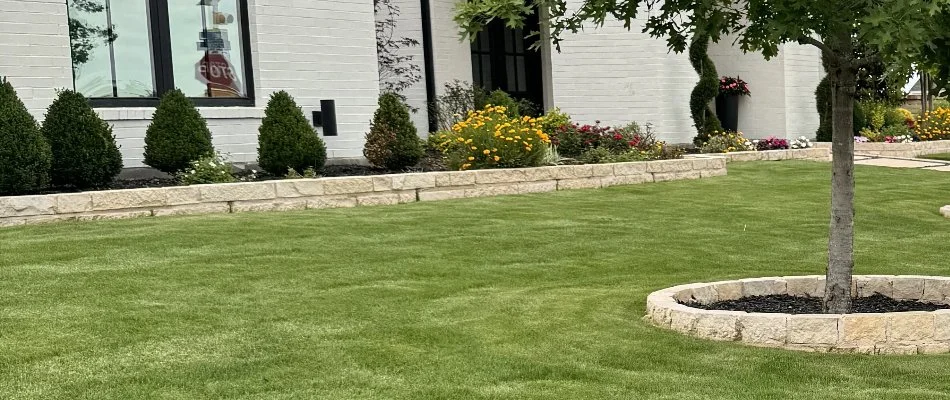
0,158,727,227
646,275,950,354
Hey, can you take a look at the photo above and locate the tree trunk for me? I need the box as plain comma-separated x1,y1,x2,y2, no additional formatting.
823,60,857,314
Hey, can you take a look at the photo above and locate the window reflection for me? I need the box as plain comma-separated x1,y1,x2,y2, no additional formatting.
168,0,248,98
67,0,157,98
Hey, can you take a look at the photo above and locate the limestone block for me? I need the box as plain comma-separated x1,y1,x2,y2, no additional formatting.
356,191,416,206
921,278,950,303
741,278,787,297
855,275,894,298
474,169,527,184
418,188,468,202
834,345,874,355
67,210,153,222
372,176,394,191
54,193,93,214
887,312,934,342
652,170,701,182
934,311,950,340
645,159,693,173
522,166,557,182
690,285,718,304
601,174,652,187
840,314,887,344
198,182,276,202
714,282,742,301
153,202,230,217
393,173,436,190
0,195,57,217
875,345,919,355
517,181,558,194
613,162,647,176
164,186,201,205
433,171,476,187
892,278,925,300
557,178,603,190
321,177,374,195
231,199,309,213
669,306,702,334
92,188,166,211
700,168,728,178
694,311,740,341
275,179,325,198
788,315,840,345
785,276,820,297
591,164,614,177
917,343,950,354
306,196,358,209
727,152,761,162
552,164,593,180
739,314,788,346
465,184,521,198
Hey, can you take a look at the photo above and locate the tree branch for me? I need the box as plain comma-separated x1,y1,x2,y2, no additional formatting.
798,36,836,59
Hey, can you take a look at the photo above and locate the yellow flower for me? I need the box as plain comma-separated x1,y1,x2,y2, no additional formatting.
467,156,475,161
471,146,478,150
493,155,500,161
482,149,491,155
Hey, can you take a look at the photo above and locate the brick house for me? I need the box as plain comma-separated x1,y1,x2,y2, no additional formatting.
0,0,822,168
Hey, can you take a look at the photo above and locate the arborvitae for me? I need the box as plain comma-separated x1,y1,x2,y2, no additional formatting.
143,89,214,174
364,92,424,170
0,77,52,195
42,90,122,188
257,91,327,175
688,34,724,146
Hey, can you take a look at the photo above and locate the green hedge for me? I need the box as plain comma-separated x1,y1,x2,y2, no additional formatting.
0,78,52,195
257,91,327,175
42,90,122,189
364,92,423,170
143,89,214,174
688,34,723,146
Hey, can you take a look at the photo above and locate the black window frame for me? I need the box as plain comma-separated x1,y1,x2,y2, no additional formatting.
469,8,543,113
71,0,256,108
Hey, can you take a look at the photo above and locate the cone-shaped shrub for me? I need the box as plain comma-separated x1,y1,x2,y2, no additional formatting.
258,91,327,175
41,90,122,189
0,77,51,195
364,92,423,170
144,89,214,174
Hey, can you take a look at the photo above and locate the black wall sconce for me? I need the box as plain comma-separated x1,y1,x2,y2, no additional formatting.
312,100,338,136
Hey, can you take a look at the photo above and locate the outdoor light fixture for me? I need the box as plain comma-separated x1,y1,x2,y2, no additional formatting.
313,100,337,136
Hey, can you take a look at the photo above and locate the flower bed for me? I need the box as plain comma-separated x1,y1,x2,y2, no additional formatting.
646,275,950,354
0,158,727,227
815,139,950,158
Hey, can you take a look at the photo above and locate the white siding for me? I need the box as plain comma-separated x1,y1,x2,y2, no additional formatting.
377,0,430,135
0,0,380,167
429,0,473,94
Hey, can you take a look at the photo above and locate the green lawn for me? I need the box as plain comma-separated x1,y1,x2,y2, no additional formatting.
921,152,950,161
1,162,949,400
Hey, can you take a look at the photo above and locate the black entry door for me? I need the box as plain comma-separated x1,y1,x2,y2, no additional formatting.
470,10,543,113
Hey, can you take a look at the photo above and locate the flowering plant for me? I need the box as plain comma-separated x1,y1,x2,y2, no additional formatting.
854,136,870,143
700,131,754,153
178,152,236,185
884,135,914,143
754,136,789,151
436,104,551,170
719,76,750,96
790,136,812,149
915,107,950,141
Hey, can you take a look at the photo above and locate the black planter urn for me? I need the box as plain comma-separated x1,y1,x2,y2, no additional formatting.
716,94,740,132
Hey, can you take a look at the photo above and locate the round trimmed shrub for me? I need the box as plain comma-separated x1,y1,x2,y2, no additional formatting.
364,92,423,170
258,91,327,175
0,77,52,195
42,90,122,189
143,89,214,174
689,34,723,146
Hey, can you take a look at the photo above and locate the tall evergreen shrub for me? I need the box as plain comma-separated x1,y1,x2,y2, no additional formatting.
364,92,424,170
42,90,122,188
0,77,52,195
143,89,214,174
689,34,723,146
258,91,327,175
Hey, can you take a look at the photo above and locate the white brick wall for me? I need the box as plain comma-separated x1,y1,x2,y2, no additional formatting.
548,15,697,144
0,0,380,167
709,39,822,139
429,0,473,94
377,0,430,136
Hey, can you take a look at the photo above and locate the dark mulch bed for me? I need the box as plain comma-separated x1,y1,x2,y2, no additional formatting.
685,293,950,314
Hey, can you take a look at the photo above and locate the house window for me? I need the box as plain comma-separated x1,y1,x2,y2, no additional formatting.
469,11,543,112
67,0,254,107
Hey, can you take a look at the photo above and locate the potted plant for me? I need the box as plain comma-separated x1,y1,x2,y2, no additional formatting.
716,76,750,132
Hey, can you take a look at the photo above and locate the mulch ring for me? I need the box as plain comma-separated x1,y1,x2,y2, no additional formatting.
684,293,950,314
